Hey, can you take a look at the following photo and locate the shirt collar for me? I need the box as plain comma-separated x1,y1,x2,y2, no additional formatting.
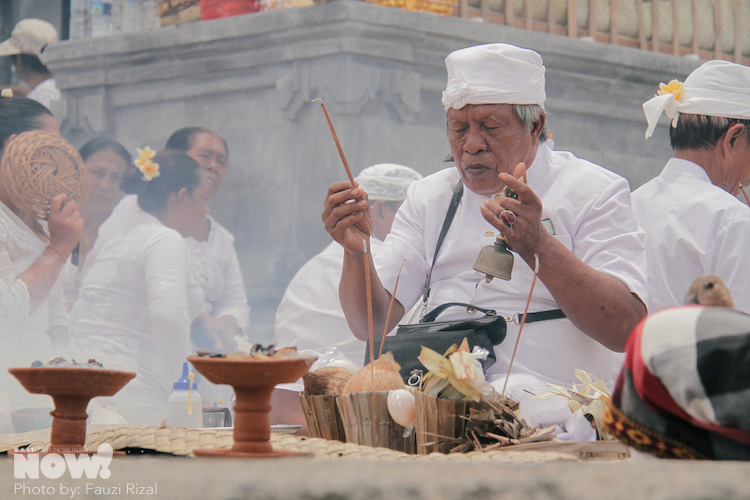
660,158,712,184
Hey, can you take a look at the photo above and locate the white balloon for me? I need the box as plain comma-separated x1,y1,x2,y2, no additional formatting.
387,389,416,428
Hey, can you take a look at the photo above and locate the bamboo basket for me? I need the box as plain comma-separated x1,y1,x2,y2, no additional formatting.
337,391,416,454
414,392,486,454
299,393,345,442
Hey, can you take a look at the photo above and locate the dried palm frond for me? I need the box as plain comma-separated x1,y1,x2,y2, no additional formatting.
426,395,556,453
530,368,613,440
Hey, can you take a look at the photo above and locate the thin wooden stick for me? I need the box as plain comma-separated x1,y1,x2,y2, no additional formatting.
363,238,377,447
378,260,405,359
313,98,373,235
363,239,375,367
741,185,750,206
501,254,540,397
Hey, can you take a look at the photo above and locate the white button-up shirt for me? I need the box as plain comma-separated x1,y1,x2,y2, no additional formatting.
632,158,750,314
375,142,648,387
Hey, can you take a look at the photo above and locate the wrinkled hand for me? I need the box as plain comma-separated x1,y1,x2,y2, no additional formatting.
321,181,371,255
47,193,84,257
191,313,240,352
479,163,549,261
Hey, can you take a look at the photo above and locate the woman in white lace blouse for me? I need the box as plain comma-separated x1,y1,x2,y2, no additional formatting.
0,97,84,432
166,127,250,353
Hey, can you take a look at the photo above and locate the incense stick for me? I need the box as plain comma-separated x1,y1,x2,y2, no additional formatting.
378,260,405,359
363,239,375,367
363,239,377,447
501,254,540,397
313,98,373,235
741,185,750,206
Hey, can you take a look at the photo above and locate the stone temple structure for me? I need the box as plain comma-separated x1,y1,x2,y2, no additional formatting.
42,0,702,340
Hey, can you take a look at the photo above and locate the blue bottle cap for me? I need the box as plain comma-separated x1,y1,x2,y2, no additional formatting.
172,361,198,390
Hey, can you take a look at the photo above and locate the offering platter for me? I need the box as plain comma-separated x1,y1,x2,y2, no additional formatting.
188,354,316,458
8,367,135,454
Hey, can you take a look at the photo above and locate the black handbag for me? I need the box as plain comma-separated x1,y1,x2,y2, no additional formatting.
365,180,506,383
364,179,565,383
365,302,507,382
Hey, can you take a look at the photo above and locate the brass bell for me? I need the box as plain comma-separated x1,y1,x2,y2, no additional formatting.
473,235,514,282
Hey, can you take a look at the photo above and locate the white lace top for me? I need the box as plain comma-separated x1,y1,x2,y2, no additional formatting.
185,215,250,332
0,201,68,431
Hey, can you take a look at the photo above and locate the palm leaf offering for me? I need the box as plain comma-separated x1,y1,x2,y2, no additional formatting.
528,368,614,440
414,339,555,453
417,340,483,402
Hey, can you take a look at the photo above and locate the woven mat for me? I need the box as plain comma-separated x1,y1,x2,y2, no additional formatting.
0,425,629,463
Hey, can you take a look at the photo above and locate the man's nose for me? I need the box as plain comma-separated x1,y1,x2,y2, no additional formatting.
463,126,487,154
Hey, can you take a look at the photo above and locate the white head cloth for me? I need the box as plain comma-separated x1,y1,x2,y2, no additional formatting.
355,163,423,202
643,60,750,139
442,43,546,111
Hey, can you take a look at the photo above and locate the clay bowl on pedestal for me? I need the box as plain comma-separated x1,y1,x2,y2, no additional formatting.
8,367,136,454
187,355,316,458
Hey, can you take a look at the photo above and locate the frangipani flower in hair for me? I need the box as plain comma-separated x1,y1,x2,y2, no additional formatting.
643,79,684,139
657,79,684,101
135,146,160,181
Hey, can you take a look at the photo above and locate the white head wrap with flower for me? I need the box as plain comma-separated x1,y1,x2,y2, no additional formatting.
441,43,546,111
643,60,750,139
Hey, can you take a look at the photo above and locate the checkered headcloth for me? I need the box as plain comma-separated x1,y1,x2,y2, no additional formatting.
604,305,750,460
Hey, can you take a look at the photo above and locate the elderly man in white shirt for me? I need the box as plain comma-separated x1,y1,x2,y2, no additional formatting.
633,60,750,313
275,163,422,366
322,43,648,394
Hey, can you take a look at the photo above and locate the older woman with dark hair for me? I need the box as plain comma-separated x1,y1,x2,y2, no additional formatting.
0,97,83,431
71,150,207,425
74,137,132,267
166,127,250,353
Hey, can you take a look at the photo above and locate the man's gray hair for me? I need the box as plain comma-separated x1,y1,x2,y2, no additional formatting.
513,104,548,142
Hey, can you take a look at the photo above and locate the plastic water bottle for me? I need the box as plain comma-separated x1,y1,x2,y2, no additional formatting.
167,362,203,428
90,0,114,37
69,0,91,39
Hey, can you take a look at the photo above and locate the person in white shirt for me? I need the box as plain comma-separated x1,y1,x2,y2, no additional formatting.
0,97,82,432
632,60,750,313
165,127,251,353
71,150,207,425
0,19,60,109
270,163,422,432
321,43,648,393
275,163,422,364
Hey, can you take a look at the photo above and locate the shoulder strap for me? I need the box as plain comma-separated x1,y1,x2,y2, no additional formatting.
420,180,463,316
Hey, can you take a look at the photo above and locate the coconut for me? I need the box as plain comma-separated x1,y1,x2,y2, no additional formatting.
303,366,352,395
342,352,404,394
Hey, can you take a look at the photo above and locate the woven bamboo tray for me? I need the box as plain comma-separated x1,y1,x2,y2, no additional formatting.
0,424,629,463
0,130,87,220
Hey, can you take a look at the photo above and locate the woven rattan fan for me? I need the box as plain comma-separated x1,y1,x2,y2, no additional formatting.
1,130,87,220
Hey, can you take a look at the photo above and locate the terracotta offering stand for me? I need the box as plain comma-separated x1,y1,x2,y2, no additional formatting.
188,354,316,458
8,367,135,454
